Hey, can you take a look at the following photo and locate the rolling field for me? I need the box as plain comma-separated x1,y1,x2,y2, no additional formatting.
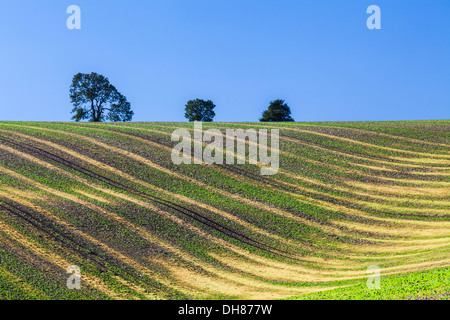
0,120,449,300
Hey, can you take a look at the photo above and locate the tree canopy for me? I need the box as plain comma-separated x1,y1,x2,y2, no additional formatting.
70,72,133,122
260,99,294,122
184,99,216,122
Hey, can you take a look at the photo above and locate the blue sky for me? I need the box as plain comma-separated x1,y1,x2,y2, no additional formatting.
0,0,449,122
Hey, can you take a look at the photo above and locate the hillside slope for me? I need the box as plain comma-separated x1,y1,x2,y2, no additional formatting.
0,120,449,300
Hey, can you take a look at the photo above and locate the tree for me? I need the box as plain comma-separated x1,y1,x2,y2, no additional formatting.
184,99,216,122
70,72,133,122
260,99,294,122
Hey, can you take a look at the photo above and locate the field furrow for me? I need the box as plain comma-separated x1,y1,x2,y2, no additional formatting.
0,120,448,299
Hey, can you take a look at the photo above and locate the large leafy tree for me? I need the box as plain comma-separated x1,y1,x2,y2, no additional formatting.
184,99,216,122
260,99,294,122
70,72,133,122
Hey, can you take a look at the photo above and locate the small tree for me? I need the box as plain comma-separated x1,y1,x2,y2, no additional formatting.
260,99,294,122
184,99,216,122
70,72,133,122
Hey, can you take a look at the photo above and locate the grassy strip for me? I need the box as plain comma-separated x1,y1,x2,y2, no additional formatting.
286,266,450,300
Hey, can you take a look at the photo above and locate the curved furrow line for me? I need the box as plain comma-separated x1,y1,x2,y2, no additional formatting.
0,266,49,299
0,191,185,299
202,124,450,172
0,129,442,270
146,124,450,194
287,123,450,150
22,124,447,236
90,124,450,187
0,200,159,299
0,190,342,296
3,170,424,288
280,134,450,169
162,123,450,168
57,124,450,214
0,135,286,257
12,123,450,199
0,218,126,299
18,125,450,234
219,123,450,159
210,166,450,238
0,127,446,255
0,160,305,268
0,143,394,276
0,164,213,264
54,125,408,224
0,125,369,242
0,132,304,255
210,251,450,282
1,171,446,292
1,123,449,298
77,123,450,178
7,125,312,242
221,163,450,212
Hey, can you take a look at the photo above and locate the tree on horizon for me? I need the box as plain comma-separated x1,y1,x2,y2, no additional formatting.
70,72,133,122
260,99,294,122
184,99,216,122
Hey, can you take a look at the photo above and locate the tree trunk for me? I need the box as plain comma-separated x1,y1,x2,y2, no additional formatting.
91,100,97,122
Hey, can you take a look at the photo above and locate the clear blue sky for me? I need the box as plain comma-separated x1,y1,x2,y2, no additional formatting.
1,0,449,122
